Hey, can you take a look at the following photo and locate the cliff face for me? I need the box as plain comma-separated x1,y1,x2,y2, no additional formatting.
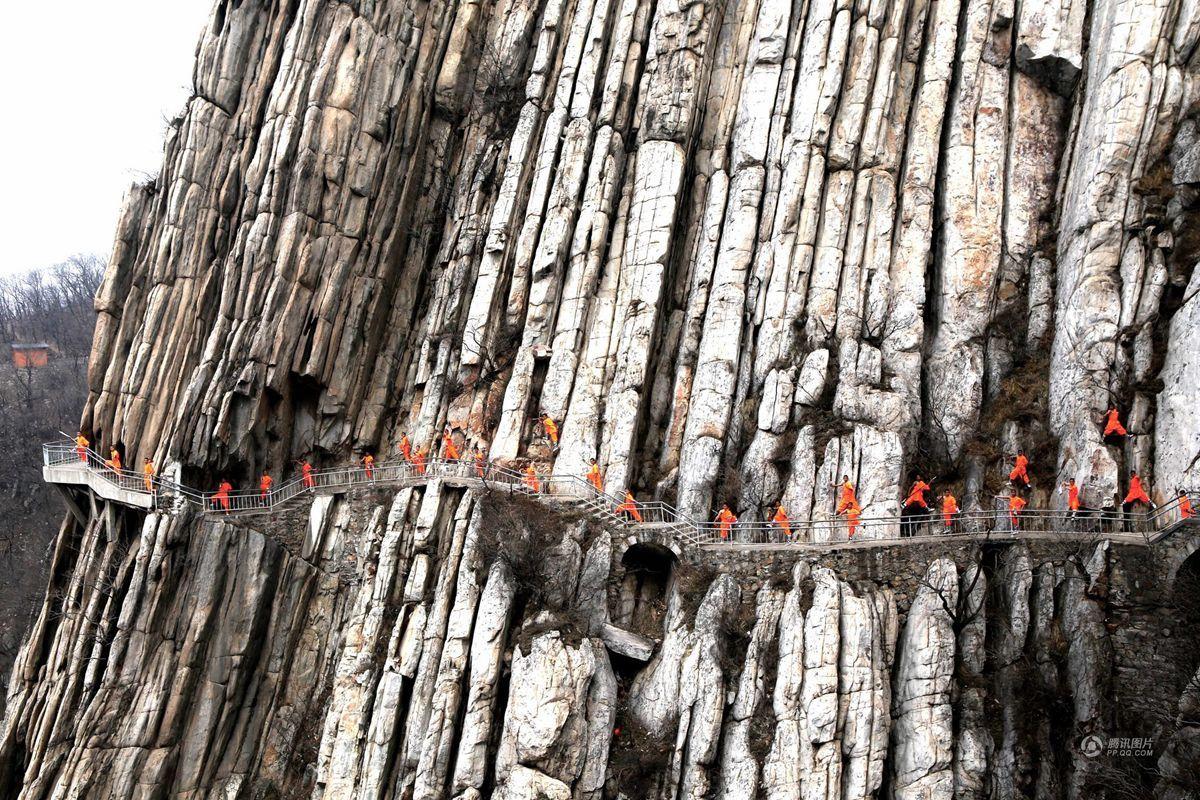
5,0,1200,796
77,0,1199,519
3,487,1198,798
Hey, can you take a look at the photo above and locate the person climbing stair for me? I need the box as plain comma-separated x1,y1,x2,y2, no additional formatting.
523,464,541,493
1178,489,1194,521
615,491,642,522
587,459,604,494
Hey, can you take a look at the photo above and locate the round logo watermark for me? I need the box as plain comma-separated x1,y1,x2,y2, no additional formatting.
1080,734,1105,758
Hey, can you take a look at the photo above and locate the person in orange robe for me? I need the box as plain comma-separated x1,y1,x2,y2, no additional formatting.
1103,407,1127,440
302,461,315,489
142,459,155,492
523,464,541,493
213,480,232,512
716,505,737,539
109,448,122,472
1009,451,1030,486
846,501,861,538
442,427,461,460
412,447,427,475
1123,473,1153,509
363,453,375,480
399,432,412,462
543,415,559,447
615,491,643,522
1061,478,1081,515
904,476,931,510
941,492,959,528
1178,490,1195,520
1008,494,1027,528
474,447,486,478
586,459,604,493
75,432,89,462
835,476,858,513
260,473,273,502
772,505,792,537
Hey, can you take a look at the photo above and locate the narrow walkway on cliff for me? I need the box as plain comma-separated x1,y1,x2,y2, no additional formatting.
42,438,1197,550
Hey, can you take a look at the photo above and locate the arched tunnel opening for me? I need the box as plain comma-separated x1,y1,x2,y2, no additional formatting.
614,542,677,634
1170,549,1200,697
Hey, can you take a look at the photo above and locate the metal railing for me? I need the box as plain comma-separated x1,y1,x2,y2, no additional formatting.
43,438,1197,549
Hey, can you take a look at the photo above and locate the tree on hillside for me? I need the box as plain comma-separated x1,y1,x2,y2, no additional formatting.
0,253,104,711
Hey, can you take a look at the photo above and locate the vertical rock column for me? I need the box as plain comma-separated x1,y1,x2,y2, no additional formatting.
597,0,731,495
890,558,958,800
1050,0,1183,504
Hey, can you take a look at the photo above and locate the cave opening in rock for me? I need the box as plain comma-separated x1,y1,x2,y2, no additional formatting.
614,543,676,643
1170,548,1200,693
521,351,552,457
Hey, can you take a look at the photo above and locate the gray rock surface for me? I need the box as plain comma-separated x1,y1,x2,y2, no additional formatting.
4,0,1200,795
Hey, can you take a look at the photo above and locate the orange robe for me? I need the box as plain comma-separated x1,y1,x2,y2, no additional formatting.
615,492,643,522
1104,409,1127,437
442,433,460,460
904,481,930,509
1181,496,1195,519
1009,455,1029,485
1008,495,1027,525
474,451,486,477
523,465,541,493
363,455,375,479
413,449,427,474
587,464,604,493
260,475,273,497
214,481,232,511
110,451,122,472
75,435,89,461
1067,482,1080,511
143,462,155,492
846,503,861,537
399,435,412,461
772,506,791,537
941,495,958,527
543,416,559,445
302,462,315,488
836,482,858,514
1123,475,1151,506
716,507,737,538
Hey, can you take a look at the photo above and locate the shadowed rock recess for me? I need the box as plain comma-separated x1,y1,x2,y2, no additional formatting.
4,0,1200,796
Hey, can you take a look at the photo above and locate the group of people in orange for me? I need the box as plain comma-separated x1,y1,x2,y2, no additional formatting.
82,405,1198,528
78,431,160,494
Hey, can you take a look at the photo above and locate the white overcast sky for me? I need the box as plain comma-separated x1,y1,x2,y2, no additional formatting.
0,1,214,275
